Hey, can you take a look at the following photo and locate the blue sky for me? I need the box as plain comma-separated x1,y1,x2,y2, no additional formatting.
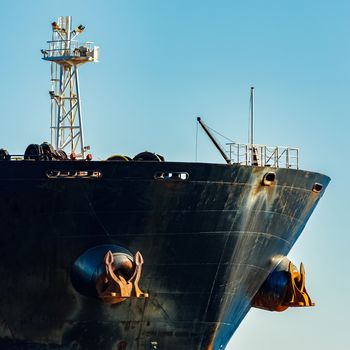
0,1,348,349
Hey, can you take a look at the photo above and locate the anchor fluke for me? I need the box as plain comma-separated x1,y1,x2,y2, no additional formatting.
70,244,149,304
252,257,314,312
96,250,149,304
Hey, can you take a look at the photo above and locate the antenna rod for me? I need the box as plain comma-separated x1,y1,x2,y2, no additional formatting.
250,86,254,147
197,117,231,164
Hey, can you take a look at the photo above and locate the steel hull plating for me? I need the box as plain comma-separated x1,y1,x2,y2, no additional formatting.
0,161,329,350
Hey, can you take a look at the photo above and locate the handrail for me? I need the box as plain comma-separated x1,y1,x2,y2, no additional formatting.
42,41,98,62
227,143,299,169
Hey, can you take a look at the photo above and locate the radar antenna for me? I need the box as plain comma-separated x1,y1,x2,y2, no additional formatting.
42,16,99,159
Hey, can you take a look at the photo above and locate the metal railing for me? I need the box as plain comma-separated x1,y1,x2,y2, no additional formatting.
227,143,299,169
42,40,99,62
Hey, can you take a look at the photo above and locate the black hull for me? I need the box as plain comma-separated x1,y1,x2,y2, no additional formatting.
0,161,330,349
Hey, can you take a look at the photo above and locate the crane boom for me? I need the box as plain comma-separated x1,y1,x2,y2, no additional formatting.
197,117,231,164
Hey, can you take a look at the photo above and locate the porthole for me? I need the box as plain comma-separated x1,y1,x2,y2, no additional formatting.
154,172,189,181
46,170,102,179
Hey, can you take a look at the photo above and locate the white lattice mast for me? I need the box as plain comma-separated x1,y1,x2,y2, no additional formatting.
42,16,99,159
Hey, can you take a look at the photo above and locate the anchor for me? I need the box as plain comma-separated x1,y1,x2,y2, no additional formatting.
96,250,149,304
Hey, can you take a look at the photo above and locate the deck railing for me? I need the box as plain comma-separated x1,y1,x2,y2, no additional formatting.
227,143,299,169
